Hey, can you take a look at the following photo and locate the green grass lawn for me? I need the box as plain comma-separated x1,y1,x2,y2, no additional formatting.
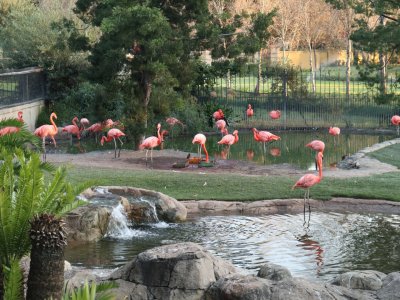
64,143,400,202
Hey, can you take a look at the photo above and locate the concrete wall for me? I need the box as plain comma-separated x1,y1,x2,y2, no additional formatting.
0,100,45,132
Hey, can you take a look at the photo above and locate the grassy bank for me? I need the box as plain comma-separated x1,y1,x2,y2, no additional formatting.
65,146,400,202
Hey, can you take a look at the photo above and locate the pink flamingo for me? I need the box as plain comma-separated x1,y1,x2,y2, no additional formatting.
306,140,325,153
166,117,184,137
252,128,280,152
139,123,168,164
62,116,81,141
192,133,209,162
306,140,325,170
269,110,281,120
86,122,103,142
17,111,24,123
270,147,281,157
213,109,225,121
216,119,228,136
246,104,254,118
391,115,400,135
329,126,340,145
100,128,126,158
292,152,323,213
34,112,58,161
217,130,239,159
0,126,20,136
80,118,90,130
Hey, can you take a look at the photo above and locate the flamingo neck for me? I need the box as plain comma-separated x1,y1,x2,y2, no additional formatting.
234,133,239,143
72,118,78,127
50,114,57,132
201,143,209,162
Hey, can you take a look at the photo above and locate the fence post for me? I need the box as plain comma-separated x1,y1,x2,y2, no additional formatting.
282,68,288,130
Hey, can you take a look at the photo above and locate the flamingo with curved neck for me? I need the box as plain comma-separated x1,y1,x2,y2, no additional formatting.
292,152,323,213
139,123,168,165
34,112,58,161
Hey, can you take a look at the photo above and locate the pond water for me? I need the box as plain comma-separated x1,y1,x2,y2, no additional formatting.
65,198,400,283
60,130,395,170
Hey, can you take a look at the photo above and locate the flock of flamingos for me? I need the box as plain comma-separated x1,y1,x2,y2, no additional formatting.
1,107,400,210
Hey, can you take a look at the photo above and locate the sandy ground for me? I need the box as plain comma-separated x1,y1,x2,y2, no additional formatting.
46,138,400,179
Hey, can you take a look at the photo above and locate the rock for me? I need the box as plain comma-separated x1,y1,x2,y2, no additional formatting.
257,263,292,281
64,205,111,242
330,270,387,290
206,274,272,300
109,242,237,299
129,200,159,223
377,272,400,300
337,156,360,169
105,186,187,222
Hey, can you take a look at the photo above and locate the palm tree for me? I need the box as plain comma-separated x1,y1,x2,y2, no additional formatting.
0,148,91,299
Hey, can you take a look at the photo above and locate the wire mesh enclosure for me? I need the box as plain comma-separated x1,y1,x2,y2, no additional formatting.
195,66,400,129
0,68,46,107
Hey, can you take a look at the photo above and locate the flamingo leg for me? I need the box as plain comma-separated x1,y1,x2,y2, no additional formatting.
145,149,149,165
118,137,123,158
307,188,311,213
42,137,47,162
113,138,117,158
150,148,153,166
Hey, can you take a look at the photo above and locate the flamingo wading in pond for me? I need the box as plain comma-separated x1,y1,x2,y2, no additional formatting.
34,112,58,161
391,115,400,135
192,133,209,162
139,123,168,165
252,128,280,152
306,140,325,170
101,128,126,158
217,130,239,159
292,151,323,214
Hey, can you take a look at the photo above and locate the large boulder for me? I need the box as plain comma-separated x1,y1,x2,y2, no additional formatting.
64,205,111,242
257,263,292,281
106,186,187,222
330,270,387,290
108,242,237,299
376,272,400,300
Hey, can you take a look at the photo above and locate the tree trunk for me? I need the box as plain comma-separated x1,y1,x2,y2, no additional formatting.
308,42,316,93
255,49,262,95
379,15,387,95
135,76,153,149
0,264,3,300
26,214,66,300
345,39,352,97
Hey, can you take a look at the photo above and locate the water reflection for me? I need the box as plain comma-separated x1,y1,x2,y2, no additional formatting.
59,130,396,170
65,212,400,282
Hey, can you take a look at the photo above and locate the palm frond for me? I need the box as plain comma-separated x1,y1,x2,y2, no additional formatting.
3,258,23,300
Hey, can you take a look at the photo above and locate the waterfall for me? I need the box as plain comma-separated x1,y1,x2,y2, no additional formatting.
105,203,141,239
139,197,160,223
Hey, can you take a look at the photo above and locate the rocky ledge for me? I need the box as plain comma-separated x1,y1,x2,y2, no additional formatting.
68,242,399,300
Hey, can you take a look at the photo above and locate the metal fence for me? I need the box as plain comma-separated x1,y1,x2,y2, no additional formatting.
195,66,400,129
0,68,46,107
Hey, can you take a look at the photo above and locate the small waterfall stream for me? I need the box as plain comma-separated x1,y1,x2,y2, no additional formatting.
105,203,139,239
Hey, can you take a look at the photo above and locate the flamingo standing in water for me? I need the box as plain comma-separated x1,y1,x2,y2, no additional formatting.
101,128,126,158
246,104,254,118
216,119,228,136
292,151,323,214
62,116,81,142
34,112,58,161
252,128,280,152
217,130,239,159
329,126,340,145
391,115,400,135
192,133,209,162
213,109,229,126
139,123,168,164
269,110,281,120
166,117,184,137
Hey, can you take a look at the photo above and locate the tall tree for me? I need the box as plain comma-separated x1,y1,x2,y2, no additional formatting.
73,0,211,146
351,0,399,102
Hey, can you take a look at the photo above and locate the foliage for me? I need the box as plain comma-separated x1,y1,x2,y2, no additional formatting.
350,0,400,104
3,259,23,300
62,280,118,300
266,64,309,96
0,148,91,267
